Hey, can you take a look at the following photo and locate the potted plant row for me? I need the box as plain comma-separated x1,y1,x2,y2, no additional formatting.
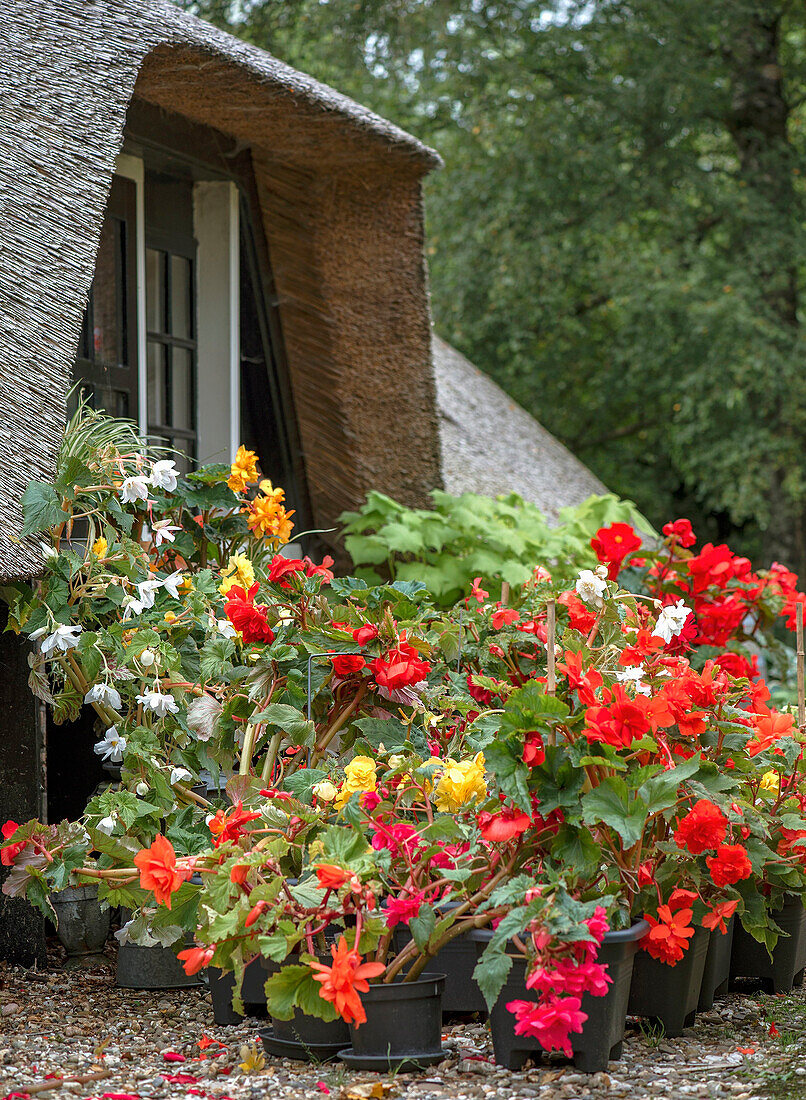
4,410,806,1071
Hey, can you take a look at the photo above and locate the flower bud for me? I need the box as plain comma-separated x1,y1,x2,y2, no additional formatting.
140,648,156,668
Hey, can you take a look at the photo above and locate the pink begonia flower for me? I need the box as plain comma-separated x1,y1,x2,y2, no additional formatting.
385,892,426,928
525,958,611,998
585,905,610,943
506,996,588,1057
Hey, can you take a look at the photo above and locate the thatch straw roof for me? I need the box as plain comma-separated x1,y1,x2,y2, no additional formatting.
433,336,607,523
0,0,442,577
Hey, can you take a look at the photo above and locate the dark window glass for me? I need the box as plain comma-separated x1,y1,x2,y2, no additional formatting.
144,171,197,470
73,176,139,421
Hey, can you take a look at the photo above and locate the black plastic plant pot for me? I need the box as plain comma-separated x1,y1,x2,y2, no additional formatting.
730,895,806,994
394,918,487,1016
207,958,269,1026
469,922,648,1072
628,925,709,1037
337,972,447,1072
116,942,203,990
698,917,735,1011
259,1011,351,1063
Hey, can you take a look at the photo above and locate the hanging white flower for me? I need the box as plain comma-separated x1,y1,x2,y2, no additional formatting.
150,460,179,492
40,541,58,563
575,569,608,606
652,599,693,644
216,618,238,639
120,475,151,504
31,623,83,656
169,766,192,786
122,594,146,621
136,579,162,610
160,571,185,599
615,665,650,696
96,814,117,835
84,683,123,711
140,648,157,668
136,690,179,718
93,726,127,762
152,520,182,547
135,781,150,797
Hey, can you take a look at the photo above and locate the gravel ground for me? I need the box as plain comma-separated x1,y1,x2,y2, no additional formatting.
1,945,803,1100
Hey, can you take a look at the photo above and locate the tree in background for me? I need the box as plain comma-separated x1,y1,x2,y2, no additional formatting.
177,1,806,570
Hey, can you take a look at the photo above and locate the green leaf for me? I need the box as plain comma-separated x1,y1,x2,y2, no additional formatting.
582,777,648,849
409,905,436,950
353,716,408,751
473,944,511,1011
263,964,338,1022
21,482,68,536
252,703,315,747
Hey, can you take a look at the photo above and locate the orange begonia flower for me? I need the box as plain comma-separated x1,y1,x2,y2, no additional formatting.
309,936,385,1027
133,834,189,908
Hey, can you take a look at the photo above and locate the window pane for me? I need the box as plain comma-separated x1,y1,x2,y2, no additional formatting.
146,249,165,333
171,347,194,432
91,216,127,367
147,341,166,427
170,255,192,340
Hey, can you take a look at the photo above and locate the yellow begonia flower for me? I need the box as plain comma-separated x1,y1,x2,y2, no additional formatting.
760,771,780,794
247,494,295,543
219,552,256,596
92,536,108,558
227,445,260,493
434,752,487,813
335,756,377,809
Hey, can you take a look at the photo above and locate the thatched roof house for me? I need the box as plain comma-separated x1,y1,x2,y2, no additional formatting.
433,337,607,521
0,0,447,962
0,0,442,579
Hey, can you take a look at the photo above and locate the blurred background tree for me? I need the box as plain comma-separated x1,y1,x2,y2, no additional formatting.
177,0,806,570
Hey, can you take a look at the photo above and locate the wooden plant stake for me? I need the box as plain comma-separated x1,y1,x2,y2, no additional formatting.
500,581,510,606
547,599,557,746
798,601,805,733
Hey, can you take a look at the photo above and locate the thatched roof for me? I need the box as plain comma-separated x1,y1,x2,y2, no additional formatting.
433,336,607,522
0,0,442,577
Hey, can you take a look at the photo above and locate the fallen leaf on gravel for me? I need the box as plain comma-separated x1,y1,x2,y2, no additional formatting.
162,1053,186,1063
237,1044,266,1074
339,1084,394,1099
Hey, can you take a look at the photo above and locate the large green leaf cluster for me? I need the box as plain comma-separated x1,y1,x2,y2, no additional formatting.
340,488,651,603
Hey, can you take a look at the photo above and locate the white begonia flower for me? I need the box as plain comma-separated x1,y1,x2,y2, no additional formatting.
312,780,338,803
652,599,693,644
136,690,179,718
140,648,157,668
135,781,150,797
216,618,238,639
594,564,609,579
152,521,182,547
615,665,650,696
32,623,83,656
94,726,127,762
169,766,192,786
120,475,151,505
136,579,162,610
160,571,185,600
97,814,117,835
150,460,179,492
575,569,608,607
122,595,146,621
40,542,58,563
84,683,123,711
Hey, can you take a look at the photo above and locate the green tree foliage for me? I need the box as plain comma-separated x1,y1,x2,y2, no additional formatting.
177,1,806,569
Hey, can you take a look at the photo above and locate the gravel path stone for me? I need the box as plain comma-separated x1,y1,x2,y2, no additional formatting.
0,947,802,1100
